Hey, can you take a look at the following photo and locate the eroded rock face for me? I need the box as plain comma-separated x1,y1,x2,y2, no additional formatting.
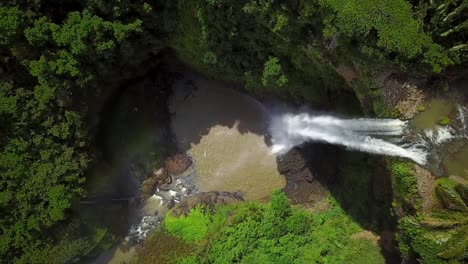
381,77,426,120
414,165,436,213
165,152,192,176
276,146,333,207
336,64,359,84
140,153,193,198
140,168,168,197
170,191,243,217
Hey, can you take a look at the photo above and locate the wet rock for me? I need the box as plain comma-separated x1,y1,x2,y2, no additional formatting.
167,198,176,209
171,191,243,217
380,77,426,119
165,152,192,176
139,168,169,198
277,147,328,207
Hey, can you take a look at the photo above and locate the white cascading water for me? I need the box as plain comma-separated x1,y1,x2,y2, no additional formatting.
424,126,454,145
458,105,467,138
270,113,428,165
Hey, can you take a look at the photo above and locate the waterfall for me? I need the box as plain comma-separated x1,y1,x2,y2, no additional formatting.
269,113,427,165
458,105,467,138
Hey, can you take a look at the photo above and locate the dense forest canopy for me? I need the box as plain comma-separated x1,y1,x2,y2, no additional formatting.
0,0,467,263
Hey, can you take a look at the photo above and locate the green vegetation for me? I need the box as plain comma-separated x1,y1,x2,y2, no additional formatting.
398,178,468,263
261,57,288,89
133,230,196,264
320,0,451,72
0,1,163,262
165,205,228,242
1,0,467,262
138,191,385,264
389,159,421,213
439,116,451,126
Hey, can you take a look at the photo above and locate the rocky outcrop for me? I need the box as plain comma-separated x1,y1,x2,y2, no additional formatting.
165,152,192,176
381,77,426,119
414,165,436,213
336,64,359,84
277,147,329,208
170,191,243,217
140,168,169,197
140,153,192,198
436,179,468,213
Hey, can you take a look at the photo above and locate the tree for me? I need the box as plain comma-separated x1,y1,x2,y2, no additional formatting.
320,0,452,72
262,57,288,88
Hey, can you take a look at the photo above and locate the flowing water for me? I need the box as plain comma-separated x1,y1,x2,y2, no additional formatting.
270,114,428,165
269,97,468,170
411,98,455,133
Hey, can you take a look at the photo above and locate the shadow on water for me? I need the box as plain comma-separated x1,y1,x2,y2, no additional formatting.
170,72,270,152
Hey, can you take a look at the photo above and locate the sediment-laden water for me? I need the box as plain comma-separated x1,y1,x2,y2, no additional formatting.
170,73,286,200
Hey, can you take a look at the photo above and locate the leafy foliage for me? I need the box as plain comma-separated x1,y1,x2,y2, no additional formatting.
1,0,467,262
166,191,385,264
262,57,288,88
320,0,452,72
0,1,162,262
439,116,451,126
165,205,228,242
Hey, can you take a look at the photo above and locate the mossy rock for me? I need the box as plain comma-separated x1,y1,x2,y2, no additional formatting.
439,116,451,126
436,179,468,213
399,214,467,263
455,183,468,205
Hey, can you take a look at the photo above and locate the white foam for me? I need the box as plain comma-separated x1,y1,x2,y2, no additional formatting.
424,126,454,144
270,113,427,165
458,105,467,138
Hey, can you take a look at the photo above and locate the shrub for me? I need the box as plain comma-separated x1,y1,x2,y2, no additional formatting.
173,192,384,263
164,205,228,242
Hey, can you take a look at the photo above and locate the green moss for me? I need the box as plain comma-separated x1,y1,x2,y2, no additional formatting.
399,216,450,264
389,159,421,212
398,211,468,263
439,116,451,126
372,100,398,118
436,178,468,212
416,104,425,112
